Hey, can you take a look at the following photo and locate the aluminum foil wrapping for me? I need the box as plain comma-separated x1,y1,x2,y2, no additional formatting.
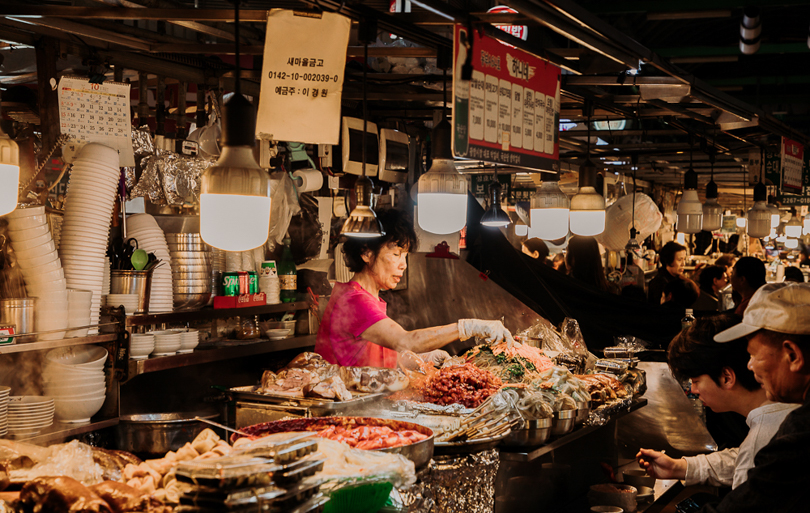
400,449,500,513
131,154,164,204
390,400,473,416
132,125,155,157
157,151,214,204
123,167,136,192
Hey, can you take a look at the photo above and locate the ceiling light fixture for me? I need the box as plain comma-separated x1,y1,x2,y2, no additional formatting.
569,102,605,236
785,238,799,249
481,178,511,228
747,175,771,239
0,126,20,216
341,24,384,238
702,150,722,231
530,172,569,240
676,137,703,234
200,0,271,251
785,209,803,238
417,118,468,234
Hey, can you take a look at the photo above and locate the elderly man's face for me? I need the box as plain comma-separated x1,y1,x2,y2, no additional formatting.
747,333,804,403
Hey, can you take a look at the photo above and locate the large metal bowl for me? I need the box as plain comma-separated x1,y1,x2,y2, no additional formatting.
167,242,207,252
551,409,577,436
174,287,212,294
232,416,435,469
501,418,552,447
116,411,219,457
173,278,212,287
170,256,211,266
166,233,203,243
173,292,212,309
576,401,591,425
171,272,212,280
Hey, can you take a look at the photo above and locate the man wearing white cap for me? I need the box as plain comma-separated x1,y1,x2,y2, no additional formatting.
698,282,810,512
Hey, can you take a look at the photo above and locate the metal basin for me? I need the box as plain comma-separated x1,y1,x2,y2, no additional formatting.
167,242,207,252
166,233,203,243
170,257,211,266
171,272,212,280
173,279,212,288
232,416,435,469
173,292,212,309
551,409,577,436
576,401,591,425
502,418,552,447
116,411,219,457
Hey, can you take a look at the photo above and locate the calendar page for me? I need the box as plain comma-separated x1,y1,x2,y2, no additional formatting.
57,76,135,167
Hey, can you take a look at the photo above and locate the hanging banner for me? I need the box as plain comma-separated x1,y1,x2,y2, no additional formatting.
57,76,134,166
452,24,560,171
256,10,350,144
779,137,810,206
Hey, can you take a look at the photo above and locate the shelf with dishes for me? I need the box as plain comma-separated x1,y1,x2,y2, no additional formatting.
124,301,311,327
0,333,118,355
126,334,317,379
16,416,119,445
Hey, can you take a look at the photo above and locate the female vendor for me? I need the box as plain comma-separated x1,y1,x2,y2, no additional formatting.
315,208,514,368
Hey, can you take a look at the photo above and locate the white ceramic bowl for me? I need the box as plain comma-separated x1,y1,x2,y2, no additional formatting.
11,232,53,252
7,214,47,230
27,279,68,295
43,375,105,388
46,346,108,369
5,205,45,218
53,394,105,423
8,224,51,241
15,240,57,260
29,290,69,304
19,258,62,275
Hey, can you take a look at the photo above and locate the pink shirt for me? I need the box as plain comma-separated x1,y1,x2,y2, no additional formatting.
315,281,398,368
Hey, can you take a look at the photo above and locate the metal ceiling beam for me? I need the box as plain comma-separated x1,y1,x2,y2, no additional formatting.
587,0,810,15
0,6,270,21
656,43,810,58
7,17,152,51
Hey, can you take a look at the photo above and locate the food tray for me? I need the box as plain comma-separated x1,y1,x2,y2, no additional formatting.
433,429,512,455
232,416,435,469
233,432,319,464
230,386,385,415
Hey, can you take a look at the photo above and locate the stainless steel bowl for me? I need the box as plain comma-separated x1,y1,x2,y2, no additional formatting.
173,279,211,288
173,292,212,309
167,243,207,252
116,411,219,456
166,233,203,243
170,256,211,266
551,409,577,436
171,272,212,280
502,418,552,447
172,266,211,274
174,285,212,293
576,400,591,424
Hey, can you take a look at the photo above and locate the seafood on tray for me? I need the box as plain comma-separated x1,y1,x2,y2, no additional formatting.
258,352,409,402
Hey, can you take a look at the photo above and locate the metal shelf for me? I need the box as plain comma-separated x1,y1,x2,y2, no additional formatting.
16,416,119,445
125,301,310,327
499,399,648,462
0,334,118,355
126,334,317,378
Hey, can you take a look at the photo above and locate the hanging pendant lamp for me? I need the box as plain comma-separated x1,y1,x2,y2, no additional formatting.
676,138,703,234
569,105,605,236
341,31,384,238
480,180,511,227
785,209,802,238
417,119,468,234
200,1,270,251
530,172,569,240
702,152,722,231
747,179,771,239
0,126,20,216
625,160,641,251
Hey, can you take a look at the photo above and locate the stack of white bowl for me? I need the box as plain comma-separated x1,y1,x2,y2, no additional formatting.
103,293,139,315
5,206,68,341
59,143,121,334
149,330,182,356
0,386,9,437
126,214,173,313
43,346,107,423
130,333,155,360
7,396,55,437
178,329,200,354
102,257,111,296
67,289,93,337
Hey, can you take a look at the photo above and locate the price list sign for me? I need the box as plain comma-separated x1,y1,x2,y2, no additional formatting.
779,137,810,206
452,24,561,171
256,10,350,144
57,76,134,166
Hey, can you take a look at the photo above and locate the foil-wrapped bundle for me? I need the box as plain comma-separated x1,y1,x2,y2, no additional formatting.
132,125,155,157
130,155,164,204
157,151,214,205
401,449,500,513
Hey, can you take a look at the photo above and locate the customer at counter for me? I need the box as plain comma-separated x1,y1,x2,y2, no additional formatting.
783,266,805,283
648,241,687,305
691,283,810,512
637,314,797,489
315,209,514,368
692,266,728,312
730,257,766,315
521,238,550,262
565,235,617,293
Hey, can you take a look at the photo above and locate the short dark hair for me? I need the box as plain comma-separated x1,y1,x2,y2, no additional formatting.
714,254,736,269
699,265,727,293
668,314,759,391
659,241,687,267
522,238,549,260
341,208,418,273
784,267,805,283
734,257,767,289
664,278,699,308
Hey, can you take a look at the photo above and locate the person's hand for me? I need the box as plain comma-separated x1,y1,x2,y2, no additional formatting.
458,319,515,344
418,350,451,366
636,448,686,480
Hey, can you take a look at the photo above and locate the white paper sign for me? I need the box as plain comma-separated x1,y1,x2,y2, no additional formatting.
57,76,134,166
256,10,351,144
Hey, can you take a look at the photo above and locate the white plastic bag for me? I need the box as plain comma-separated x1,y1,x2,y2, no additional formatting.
596,193,662,251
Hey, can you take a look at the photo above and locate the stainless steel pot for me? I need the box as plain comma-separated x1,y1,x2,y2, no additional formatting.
0,298,36,343
502,417,552,447
116,411,219,456
551,409,576,436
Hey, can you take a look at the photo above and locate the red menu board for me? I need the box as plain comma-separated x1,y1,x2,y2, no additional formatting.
452,24,561,171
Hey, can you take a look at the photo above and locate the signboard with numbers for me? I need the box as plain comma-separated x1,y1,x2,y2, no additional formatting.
779,138,810,206
256,10,350,144
57,76,134,166
452,24,560,171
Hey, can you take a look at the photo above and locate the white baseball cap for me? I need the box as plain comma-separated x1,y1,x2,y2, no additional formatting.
715,282,810,342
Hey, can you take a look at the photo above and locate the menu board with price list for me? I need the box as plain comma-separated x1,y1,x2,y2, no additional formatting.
57,76,134,166
256,9,350,144
452,24,560,171
779,137,810,206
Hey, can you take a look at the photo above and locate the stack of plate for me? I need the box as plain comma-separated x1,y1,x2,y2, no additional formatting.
130,333,155,360
167,234,211,310
126,214,173,313
59,143,121,334
7,396,55,437
6,206,68,341
149,330,182,356
178,329,200,354
0,386,9,437
43,346,107,423
103,294,139,315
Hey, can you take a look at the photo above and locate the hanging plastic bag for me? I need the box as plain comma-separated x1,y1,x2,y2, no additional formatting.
266,171,301,252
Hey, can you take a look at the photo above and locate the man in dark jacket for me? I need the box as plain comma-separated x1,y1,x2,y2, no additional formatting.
697,283,810,512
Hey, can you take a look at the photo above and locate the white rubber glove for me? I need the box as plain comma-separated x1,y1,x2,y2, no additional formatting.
418,350,451,366
457,319,515,344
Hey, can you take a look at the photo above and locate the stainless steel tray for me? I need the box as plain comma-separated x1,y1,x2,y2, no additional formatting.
229,385,385,413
